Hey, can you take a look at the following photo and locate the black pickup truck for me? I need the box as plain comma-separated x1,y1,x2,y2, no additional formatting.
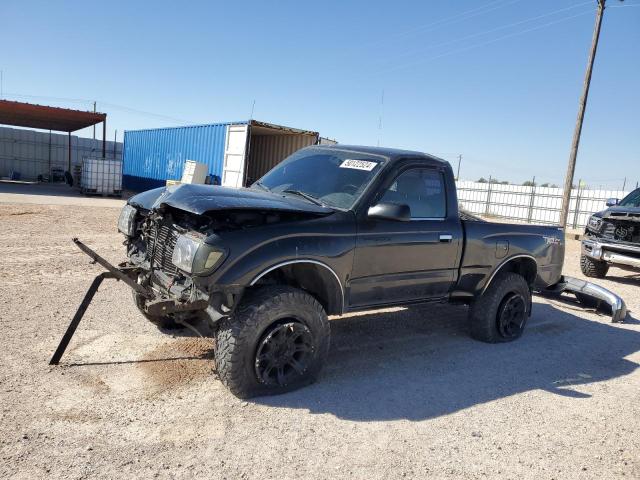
104,145,568,397
581,188,640,278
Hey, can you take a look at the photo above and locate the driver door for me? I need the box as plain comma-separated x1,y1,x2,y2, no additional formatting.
348,166,463,308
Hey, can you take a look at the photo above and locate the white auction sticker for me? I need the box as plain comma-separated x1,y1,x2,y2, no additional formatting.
339,159,378,171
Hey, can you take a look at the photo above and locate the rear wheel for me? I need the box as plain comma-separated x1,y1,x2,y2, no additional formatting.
214,285,330,398
580,254,609,278
469,272,531,343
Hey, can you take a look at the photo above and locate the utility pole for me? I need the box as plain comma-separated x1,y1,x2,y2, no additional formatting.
456,154,462,180
93,101,96,140
559,0,611,228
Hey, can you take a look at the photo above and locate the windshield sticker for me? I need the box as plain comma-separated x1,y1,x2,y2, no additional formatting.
339,159,378,171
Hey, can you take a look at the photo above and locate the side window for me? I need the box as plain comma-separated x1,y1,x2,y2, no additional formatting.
379,168,446,219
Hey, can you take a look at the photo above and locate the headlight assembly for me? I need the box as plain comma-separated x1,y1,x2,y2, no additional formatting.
171,234,225,274
588,215,602,231
118,205,137,236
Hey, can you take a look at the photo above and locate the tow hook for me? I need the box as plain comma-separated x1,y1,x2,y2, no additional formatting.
537,275,628,323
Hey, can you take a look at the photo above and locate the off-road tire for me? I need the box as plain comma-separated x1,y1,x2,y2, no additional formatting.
580,254,609,278
469,272,531,343
132,291,180,330
214,285,330,398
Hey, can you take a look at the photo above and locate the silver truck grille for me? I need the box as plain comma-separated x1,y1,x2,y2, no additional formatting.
147,223,179,275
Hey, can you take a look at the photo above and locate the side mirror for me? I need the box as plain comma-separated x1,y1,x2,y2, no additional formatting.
368,202,411,222
606,198,619,207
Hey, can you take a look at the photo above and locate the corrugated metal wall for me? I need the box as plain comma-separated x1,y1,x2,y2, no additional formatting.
123,123,229,191
245,133,317,185
0,126,122,180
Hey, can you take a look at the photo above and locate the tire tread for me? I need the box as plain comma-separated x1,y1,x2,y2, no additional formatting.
469,272,531,343
215,286,329,398
580,254,609,278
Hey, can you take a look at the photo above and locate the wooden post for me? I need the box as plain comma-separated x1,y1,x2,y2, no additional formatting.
559,0,607,228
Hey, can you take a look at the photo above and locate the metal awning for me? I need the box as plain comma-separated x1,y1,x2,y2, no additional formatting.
0,99,108,170
0,100,106,132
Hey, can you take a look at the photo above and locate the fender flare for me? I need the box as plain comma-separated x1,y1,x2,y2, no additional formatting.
249,259,345,313
480,254,538,295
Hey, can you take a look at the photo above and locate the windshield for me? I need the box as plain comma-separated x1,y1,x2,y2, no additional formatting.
619,188,640,208
255,148,386,209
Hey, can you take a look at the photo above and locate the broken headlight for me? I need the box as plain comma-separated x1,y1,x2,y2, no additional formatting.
588,215,602,231
118,205,137,236
171,234,225,274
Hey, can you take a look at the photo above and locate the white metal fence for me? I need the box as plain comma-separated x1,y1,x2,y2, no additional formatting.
455,180,629,229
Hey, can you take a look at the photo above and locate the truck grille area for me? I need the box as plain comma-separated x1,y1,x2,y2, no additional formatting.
601,220,638,243
146,222,179,275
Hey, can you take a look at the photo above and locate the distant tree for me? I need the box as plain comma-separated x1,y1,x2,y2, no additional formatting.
522,180,536,187
489,178,501,184
541,183,550,187
500,180,509,185
477,177,488,183
551,184,559,188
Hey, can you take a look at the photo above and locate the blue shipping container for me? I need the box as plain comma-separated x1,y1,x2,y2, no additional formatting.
123,122,237,191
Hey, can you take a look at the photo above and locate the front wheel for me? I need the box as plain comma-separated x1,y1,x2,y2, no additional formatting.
214,286,330,398
469,272,531,343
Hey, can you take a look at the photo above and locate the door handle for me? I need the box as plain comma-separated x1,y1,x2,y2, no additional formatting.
439,234,453,242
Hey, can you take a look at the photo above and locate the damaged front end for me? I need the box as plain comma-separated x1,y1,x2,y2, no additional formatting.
50,184,332,364
120,203,233,322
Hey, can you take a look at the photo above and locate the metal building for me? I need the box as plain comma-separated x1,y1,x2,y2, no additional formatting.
0,100,118,182
122,120,322,191
0,126,122,182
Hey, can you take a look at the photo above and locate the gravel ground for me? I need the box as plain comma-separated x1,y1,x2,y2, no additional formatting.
1,202,638,479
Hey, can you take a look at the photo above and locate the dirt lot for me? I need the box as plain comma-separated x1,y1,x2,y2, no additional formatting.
1,202,639,479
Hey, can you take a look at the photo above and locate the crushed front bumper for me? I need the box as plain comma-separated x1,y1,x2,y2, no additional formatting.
582,238,640,270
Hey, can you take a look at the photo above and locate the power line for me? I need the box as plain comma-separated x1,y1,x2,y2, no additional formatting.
376,9,595,75
378,1,594,66
339,0,524,56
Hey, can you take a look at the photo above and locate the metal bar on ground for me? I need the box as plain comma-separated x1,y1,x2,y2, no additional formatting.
49,272,115,365
72,238,151,297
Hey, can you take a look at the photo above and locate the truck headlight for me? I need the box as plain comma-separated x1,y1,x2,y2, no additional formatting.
171,234,225,274
588,215,602,231
118,205,137,236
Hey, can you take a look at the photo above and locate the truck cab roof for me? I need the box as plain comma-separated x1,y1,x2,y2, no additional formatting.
317,144,449,168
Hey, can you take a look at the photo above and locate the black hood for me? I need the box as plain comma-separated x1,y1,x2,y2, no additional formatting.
128,184,333,216
592,205,640,220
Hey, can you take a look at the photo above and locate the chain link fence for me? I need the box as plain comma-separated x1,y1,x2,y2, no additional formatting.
455,180,630,229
